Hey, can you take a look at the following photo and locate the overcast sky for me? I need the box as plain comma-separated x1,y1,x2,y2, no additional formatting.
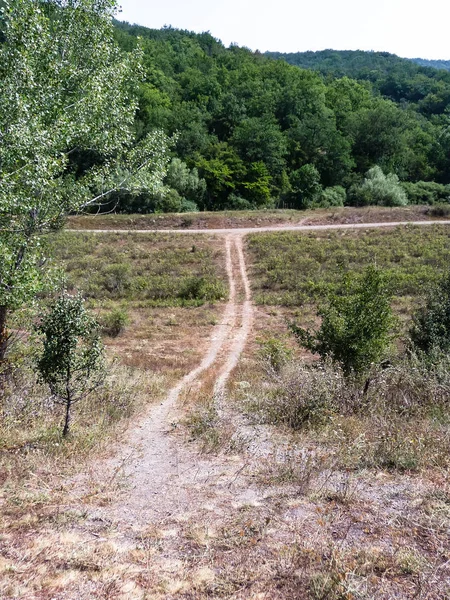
118,0,450,60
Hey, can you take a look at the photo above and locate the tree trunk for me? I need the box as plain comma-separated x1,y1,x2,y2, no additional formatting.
0,306,8,391
63,396,72,437
0,306,8,363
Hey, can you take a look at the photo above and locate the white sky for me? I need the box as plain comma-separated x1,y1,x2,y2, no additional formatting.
118,0,450,60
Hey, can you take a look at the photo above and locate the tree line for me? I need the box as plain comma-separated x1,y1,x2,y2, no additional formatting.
104,24,450,212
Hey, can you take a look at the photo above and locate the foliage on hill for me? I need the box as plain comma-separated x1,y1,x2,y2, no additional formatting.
265,49,450,112
105,25,450,212
412,58,450,72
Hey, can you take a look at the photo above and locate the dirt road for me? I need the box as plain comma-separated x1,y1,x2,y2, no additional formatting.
98,233,256,527
62,218,450,598
73,218,450,236
84,218,450,525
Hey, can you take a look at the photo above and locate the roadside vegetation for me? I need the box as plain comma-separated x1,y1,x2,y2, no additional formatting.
226,251,450,599
67,203,450,231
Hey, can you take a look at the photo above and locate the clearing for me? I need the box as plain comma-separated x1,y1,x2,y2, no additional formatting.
1,216,450,599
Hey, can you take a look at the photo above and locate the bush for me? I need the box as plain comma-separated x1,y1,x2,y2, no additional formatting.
427,204,450,218
246,355,450,469
100,263,131,297
180,198,199,213
179,276,226,302
35,293,104,437
316,185,346,208
223,193,254,211
348,165,408,207
290,266,396,376
154,188,183,213
410,270,450,356
248,360,344,429
258,337,292,373
101,308,129,337
402,181,450,205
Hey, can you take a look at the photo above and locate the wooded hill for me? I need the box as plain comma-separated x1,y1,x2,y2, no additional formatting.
109,23,450,212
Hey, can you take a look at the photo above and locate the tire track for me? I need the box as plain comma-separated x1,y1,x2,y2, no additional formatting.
101,233,252,523
88,218,450,522
214,234,253,397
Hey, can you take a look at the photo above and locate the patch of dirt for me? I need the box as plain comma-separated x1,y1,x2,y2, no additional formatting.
68,205,450,231
82,234,256,528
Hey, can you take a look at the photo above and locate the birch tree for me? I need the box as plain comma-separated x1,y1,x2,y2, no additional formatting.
0,0,169,364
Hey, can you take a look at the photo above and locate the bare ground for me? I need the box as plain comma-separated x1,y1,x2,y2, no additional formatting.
67,205,450,232
1,224,450,599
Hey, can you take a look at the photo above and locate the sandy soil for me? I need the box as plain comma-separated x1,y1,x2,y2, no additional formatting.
85,234,257,529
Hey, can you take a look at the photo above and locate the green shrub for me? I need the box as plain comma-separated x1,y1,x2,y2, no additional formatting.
34,293,104,437
101,308,129,337
258,337,292,373
348,165,408,207
165,157,206,207
426,204,450,218
154,188,182,213
316,185,346,208
290,266,396,376
224,193,254,210
102,263,132,297
180,198,199,213
402,181,450,205
410,270,450,356
179,276,226,302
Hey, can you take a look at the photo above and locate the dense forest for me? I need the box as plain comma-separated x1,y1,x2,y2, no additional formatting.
412,58,450,71
108,24,450,212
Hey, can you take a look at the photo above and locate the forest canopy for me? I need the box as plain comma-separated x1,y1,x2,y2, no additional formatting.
5,16,445,213
105,24,450,213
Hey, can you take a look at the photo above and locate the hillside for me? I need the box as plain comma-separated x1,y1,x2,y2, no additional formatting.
265,49,450,107
104,24,450,213
412,57,450,71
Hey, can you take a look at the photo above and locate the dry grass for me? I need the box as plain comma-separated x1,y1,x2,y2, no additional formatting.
51,231,227,306
67,205,449,231
0,231,229,599
2,221,450,598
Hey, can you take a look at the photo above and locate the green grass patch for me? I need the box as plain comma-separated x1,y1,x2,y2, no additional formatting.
50,231,227,306
247,225,450,307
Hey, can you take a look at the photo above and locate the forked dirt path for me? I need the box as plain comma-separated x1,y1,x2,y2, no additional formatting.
93,233,258,529
85,218,450,527
56,219,450,597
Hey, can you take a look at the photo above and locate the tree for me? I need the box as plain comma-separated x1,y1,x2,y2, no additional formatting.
290,266,395,376
348,166,408,207
0,0,169,365
165,158,206,208
35,293,104,437
409,270,450,356
287,164,322,209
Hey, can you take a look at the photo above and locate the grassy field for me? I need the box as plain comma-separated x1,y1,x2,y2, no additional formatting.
247,225,450,309
51,231,227,307
2,224,450,599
